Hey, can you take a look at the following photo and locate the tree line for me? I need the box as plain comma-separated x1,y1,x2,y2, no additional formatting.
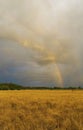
0,83,83,90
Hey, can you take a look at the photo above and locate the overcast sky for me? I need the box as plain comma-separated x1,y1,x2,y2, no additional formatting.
0,0,83,87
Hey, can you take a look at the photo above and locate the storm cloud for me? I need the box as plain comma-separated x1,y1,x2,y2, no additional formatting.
0,0,83,87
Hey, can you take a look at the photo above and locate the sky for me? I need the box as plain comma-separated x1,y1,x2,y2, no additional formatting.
0,0,83,87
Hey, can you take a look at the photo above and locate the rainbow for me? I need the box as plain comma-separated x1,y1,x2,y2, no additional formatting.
54,64,64,88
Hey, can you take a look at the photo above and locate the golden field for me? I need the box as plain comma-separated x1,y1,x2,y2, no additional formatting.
0,90,83,130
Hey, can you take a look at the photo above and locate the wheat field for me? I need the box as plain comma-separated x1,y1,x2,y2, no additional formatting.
0,90,83,130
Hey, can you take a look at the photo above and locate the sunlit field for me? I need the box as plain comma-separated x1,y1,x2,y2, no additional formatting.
0,90,83,130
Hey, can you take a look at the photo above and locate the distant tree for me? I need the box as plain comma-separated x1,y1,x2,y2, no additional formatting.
78,86,81,89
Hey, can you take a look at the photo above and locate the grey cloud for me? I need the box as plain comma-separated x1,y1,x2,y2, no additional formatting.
0,0,83,87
